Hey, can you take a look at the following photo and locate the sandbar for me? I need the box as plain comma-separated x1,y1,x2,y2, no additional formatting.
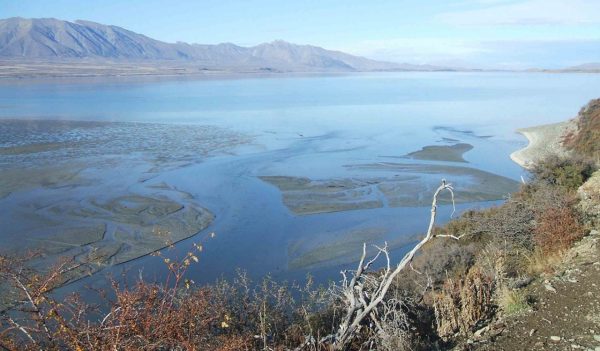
510,120,575,169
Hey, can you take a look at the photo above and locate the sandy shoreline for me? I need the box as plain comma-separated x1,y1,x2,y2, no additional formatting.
510,120,575,169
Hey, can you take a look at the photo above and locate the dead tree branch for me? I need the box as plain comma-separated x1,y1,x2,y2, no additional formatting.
330,180,456,350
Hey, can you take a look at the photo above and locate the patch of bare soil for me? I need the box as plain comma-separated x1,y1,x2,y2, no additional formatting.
466,229,600,351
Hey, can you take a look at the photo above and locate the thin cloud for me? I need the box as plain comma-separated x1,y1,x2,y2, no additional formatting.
344,38,600,69
439,0,600,26
343,38,495,68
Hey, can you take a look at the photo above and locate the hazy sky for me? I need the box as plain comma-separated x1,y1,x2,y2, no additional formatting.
2,0,600,68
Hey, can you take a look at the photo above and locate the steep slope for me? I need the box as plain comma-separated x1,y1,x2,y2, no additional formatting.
471,228,600,351
564,98,600,161
0,17,191,59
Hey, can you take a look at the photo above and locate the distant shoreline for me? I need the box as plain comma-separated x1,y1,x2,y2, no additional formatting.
0,59,466,81
3,59,600,81
510,120,575,169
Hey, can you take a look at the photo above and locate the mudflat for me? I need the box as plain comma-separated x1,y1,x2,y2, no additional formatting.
261,163,519,215
0,120,249,294
403,143,474,163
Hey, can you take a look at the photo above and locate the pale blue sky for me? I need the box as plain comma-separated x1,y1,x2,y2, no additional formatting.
2,0,600,68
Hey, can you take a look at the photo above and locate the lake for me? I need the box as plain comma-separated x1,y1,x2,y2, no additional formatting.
1,72,599,295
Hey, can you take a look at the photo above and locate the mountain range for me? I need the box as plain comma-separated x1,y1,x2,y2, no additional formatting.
0,17,447,73
562,63,600,72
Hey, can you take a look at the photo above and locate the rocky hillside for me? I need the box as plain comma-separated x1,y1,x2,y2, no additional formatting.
0,18,186,60
469,225,600,351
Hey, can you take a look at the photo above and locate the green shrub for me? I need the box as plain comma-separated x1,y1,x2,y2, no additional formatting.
530,155,596,190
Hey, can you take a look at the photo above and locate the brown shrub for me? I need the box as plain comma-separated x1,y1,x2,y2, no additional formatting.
432,285,460,340
433,266,494,339
0,249,339,351
215,335,253,351
534,206,586,253
458,267,494,330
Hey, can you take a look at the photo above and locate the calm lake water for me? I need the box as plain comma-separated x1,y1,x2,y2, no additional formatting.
1,72,600,292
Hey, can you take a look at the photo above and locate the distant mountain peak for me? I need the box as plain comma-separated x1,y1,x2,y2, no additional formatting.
74,19,104,25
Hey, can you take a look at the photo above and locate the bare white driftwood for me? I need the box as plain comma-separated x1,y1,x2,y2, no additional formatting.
330,180,457,350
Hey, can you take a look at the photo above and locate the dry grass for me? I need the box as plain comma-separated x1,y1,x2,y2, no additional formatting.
524,249,564,275
497,287,529,316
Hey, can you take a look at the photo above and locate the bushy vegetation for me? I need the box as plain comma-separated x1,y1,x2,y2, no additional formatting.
0,251,338,351
564,98,600,162
530,154,595,190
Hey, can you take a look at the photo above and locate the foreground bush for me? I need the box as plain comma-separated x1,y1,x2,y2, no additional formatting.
0,251,333,351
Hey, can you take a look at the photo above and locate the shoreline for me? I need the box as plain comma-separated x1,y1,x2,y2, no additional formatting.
510,120,575,169
3,60,600,82
0,60,448,81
